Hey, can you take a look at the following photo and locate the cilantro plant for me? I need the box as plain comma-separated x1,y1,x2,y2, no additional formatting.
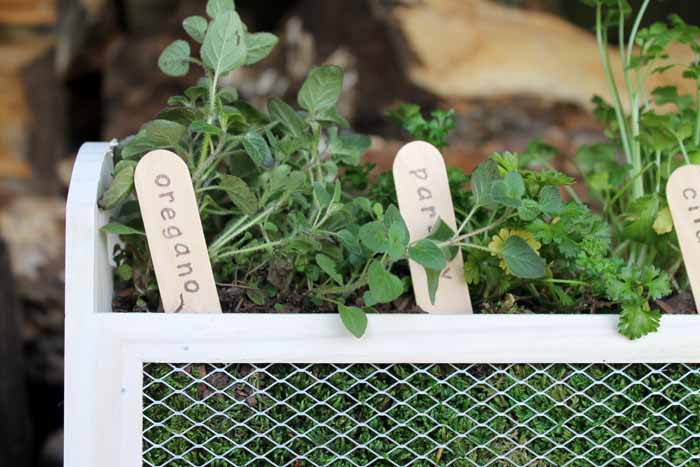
574,0,699,335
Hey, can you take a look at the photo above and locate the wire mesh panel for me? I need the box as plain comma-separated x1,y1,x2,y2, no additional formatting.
142,363,700,467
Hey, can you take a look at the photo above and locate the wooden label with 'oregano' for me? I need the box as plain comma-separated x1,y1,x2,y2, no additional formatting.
134,150,221,313
393,141,473,314
667,164,700,313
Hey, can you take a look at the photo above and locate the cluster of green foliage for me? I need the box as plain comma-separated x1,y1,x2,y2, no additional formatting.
99,0,685,340
573,0,700,334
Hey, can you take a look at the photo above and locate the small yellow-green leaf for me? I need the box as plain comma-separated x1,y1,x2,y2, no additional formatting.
652,206,674,235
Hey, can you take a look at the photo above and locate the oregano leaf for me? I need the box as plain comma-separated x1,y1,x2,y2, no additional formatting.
158,40,191,77
298,65,343,113
242,130,274,168
245,32,278,65
201,10,247,76
220,174,258,215
316,254,343,285
99,163,136,209
206,0,235,18
101,222,145,236
183,16,208,43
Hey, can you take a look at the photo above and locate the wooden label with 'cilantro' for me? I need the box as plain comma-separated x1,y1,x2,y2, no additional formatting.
667,164,700,313
393,141,473,314
135,150,221,313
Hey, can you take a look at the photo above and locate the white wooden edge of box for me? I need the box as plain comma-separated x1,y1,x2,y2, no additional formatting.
65,143,700,467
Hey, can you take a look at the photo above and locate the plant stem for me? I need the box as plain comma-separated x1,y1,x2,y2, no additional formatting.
215,239,286,259
456,205,479,235
450,213,512,244
596,4,636,190
457,243,492,253
209,204,278,255
540,278,589,286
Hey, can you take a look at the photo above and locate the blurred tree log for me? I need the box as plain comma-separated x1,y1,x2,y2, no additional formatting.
0,238,33,467
0,0,56,26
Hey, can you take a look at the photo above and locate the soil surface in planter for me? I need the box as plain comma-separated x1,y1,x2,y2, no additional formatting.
112,285,696,315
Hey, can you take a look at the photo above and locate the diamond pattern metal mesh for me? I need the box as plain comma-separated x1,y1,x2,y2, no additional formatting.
142,363,700,466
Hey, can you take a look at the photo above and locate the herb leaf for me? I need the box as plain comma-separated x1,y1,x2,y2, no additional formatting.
201,10,247,76
338,304,367,338
502,236,546,279
158,40,191,77
298,65,343,113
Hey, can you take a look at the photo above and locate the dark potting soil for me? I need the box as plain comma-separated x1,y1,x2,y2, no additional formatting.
111,284,696,315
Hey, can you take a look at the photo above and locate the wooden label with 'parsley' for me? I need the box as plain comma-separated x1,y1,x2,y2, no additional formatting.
667,164,700,313
393,141,473,314
135,150,221,313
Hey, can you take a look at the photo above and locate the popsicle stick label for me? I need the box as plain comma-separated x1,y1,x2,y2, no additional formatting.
393,141,473,314
135,150,221,313
667,164,700,313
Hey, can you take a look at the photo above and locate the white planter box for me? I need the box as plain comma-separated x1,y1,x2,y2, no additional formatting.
65,143,700,467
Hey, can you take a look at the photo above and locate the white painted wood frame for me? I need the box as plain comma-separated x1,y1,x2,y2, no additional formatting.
65,143,700,467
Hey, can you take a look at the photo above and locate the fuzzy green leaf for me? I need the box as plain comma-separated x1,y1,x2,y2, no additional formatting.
101,222,144,236
409,239,447,271
183,16,208,43
359,221,387,254
327,128,371,166
338,304,367,338
268,98,305,138
245,32,278,65
316,254,343,285
502,236,545,279
201,10,247,75
242,130,274,168
158,40,191,77
618,302,661,340
99,163,136,209
298,65,343,113
206,0,235,18
367,261,403,303
141,119,188,148
220,174,258,214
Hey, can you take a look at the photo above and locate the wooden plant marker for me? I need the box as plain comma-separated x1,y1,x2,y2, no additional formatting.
135,150,221,313
667,164,700,313
393,141,473,314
